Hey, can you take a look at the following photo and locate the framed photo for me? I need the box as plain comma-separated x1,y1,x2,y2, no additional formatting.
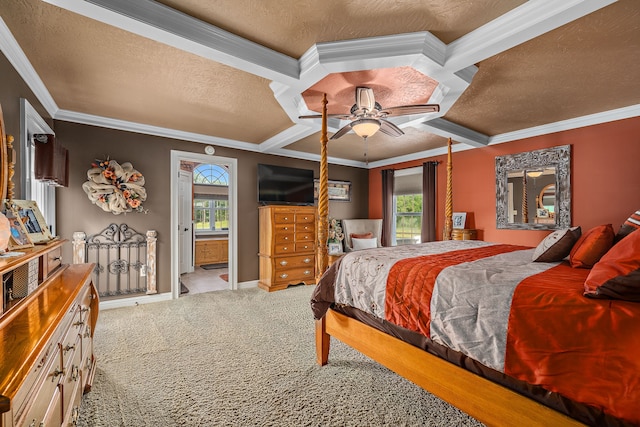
314,180,352,202
10,200,54,244
536,208,549,218
452,212,467,229
328,242,343,255
2,204,33,250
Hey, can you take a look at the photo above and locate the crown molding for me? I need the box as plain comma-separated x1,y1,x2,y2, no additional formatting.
0,18,58,117
489,103,640,145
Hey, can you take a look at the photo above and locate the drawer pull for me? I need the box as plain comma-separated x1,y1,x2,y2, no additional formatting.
284,216,289,221
282,247,288,251
73,321,85,327
81,307,89,313
71,406,80,424
283,227,289,230
279,260,288,266
304,270,312,275
279,273,289,279
303,258,311,263
71,365,80,381
283,237,288,240
51,368,64,382
64,344,76,353
52,256,62,261
304,235,309,239
84,326,91,338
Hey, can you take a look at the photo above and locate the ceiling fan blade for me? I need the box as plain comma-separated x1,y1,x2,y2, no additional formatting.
298,113,353,120
378,119,404,138
379,104,440,117
329,123,353,140
355,87,376,112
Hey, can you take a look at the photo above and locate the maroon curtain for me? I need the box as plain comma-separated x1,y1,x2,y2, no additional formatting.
381,169,394,246
421,162,437,242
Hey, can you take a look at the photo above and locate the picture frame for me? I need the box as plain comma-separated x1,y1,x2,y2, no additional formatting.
536,208,549,218
10,200,54,244
314,179,352,202
328,242,343,255
2,204,33,250
452,212,467,229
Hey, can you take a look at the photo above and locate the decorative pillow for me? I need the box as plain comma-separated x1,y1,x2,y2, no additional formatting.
351,237,378,251
584,229,640,301
614,210,640,243
350,232,374,240
569,224,614,268
532,226,581,262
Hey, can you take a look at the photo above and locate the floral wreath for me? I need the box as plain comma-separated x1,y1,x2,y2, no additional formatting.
82,158,147,215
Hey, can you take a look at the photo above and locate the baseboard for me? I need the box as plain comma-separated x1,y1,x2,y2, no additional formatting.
237,280,259,290
99,292,173,310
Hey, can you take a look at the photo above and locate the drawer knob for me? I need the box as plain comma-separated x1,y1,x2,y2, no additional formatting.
284,237,288,240
279,273,289,279
284,217,289,220
64,344,76,353
53,256,62,261
73,321,85,327
71,365,80,381
303,258,311,263
304,270,311,275
279,260,288,266
283,247,288,251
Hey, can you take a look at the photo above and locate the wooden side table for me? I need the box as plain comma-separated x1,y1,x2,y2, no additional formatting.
328,253,345,267
451,229,478,240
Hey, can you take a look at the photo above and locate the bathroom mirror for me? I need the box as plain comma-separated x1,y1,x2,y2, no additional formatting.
496,145,571,230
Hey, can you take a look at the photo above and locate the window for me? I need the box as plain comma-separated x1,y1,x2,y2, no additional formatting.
392,167,423,246
394,194,422,245
193,163,229,233
194,198,229,232
20,99,56,235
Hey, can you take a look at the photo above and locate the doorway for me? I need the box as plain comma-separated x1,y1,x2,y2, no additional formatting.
170,150,237,299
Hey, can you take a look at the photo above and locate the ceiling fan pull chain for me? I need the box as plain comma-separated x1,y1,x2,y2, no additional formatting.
364,137,369,166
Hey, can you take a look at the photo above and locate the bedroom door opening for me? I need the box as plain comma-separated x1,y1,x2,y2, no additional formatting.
171,150,238,299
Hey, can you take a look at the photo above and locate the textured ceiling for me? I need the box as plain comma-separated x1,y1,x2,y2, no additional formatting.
0,0,638,167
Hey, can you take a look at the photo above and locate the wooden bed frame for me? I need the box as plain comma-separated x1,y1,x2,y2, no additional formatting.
313,94,584,426
315,309,584,426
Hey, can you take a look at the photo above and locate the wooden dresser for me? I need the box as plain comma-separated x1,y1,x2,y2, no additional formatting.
258,205,316,292
0,241,98,427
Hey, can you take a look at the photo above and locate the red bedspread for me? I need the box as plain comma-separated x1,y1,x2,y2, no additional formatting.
380,246,640,424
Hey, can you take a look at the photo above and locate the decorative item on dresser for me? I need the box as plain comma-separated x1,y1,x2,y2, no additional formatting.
258,205,316,292
0,240,99,427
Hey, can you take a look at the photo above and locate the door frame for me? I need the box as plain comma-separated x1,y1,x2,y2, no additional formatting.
170,150,238,299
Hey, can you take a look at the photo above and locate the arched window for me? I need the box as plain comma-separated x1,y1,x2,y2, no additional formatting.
193,164,229,185
193,164,229,233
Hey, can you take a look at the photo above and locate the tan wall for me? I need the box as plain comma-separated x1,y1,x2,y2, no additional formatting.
54,121,369,292
1,52,369,294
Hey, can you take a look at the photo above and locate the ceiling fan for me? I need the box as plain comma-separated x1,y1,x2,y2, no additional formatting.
299,86,439,140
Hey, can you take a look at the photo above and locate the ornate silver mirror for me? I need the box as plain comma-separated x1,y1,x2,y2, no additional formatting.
496,145,571,230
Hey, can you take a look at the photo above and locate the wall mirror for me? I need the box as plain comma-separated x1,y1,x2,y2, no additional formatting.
0,103,8,203
496,145,571,230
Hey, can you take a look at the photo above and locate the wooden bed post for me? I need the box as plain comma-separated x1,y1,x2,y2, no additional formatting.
522,172,529,223
315,316,330,365
316,93,329,280
443,137,453,240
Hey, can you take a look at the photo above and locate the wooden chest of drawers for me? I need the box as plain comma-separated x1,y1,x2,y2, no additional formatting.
195,238,228,266
258,205,316,292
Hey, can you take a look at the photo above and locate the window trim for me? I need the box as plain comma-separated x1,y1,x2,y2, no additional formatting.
20,99,56,235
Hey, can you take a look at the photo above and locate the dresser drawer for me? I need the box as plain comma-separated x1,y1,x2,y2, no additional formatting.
296,222,314,234
296,231,314,243
295,213,314,224
274,243,296,255
274,232,295,244
295,242,315,252
40,245,63,281
273,213,296,224
272,266,315,284
274,254,315,269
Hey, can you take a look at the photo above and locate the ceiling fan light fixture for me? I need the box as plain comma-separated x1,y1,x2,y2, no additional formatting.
351,118,380,139
526,170,544,178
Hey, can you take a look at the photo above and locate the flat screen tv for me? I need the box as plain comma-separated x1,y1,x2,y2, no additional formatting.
257,163,315,205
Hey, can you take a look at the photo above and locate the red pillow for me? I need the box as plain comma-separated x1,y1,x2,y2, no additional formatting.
350,232,373,239
569,224,614,268
584,229,640,301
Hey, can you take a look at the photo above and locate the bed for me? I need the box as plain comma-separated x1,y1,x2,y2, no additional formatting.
311,233,640,426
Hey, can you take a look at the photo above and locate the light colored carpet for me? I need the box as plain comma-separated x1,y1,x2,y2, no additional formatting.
78,285,484,427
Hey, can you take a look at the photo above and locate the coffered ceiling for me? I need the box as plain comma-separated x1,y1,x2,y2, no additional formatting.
0,0,638,167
